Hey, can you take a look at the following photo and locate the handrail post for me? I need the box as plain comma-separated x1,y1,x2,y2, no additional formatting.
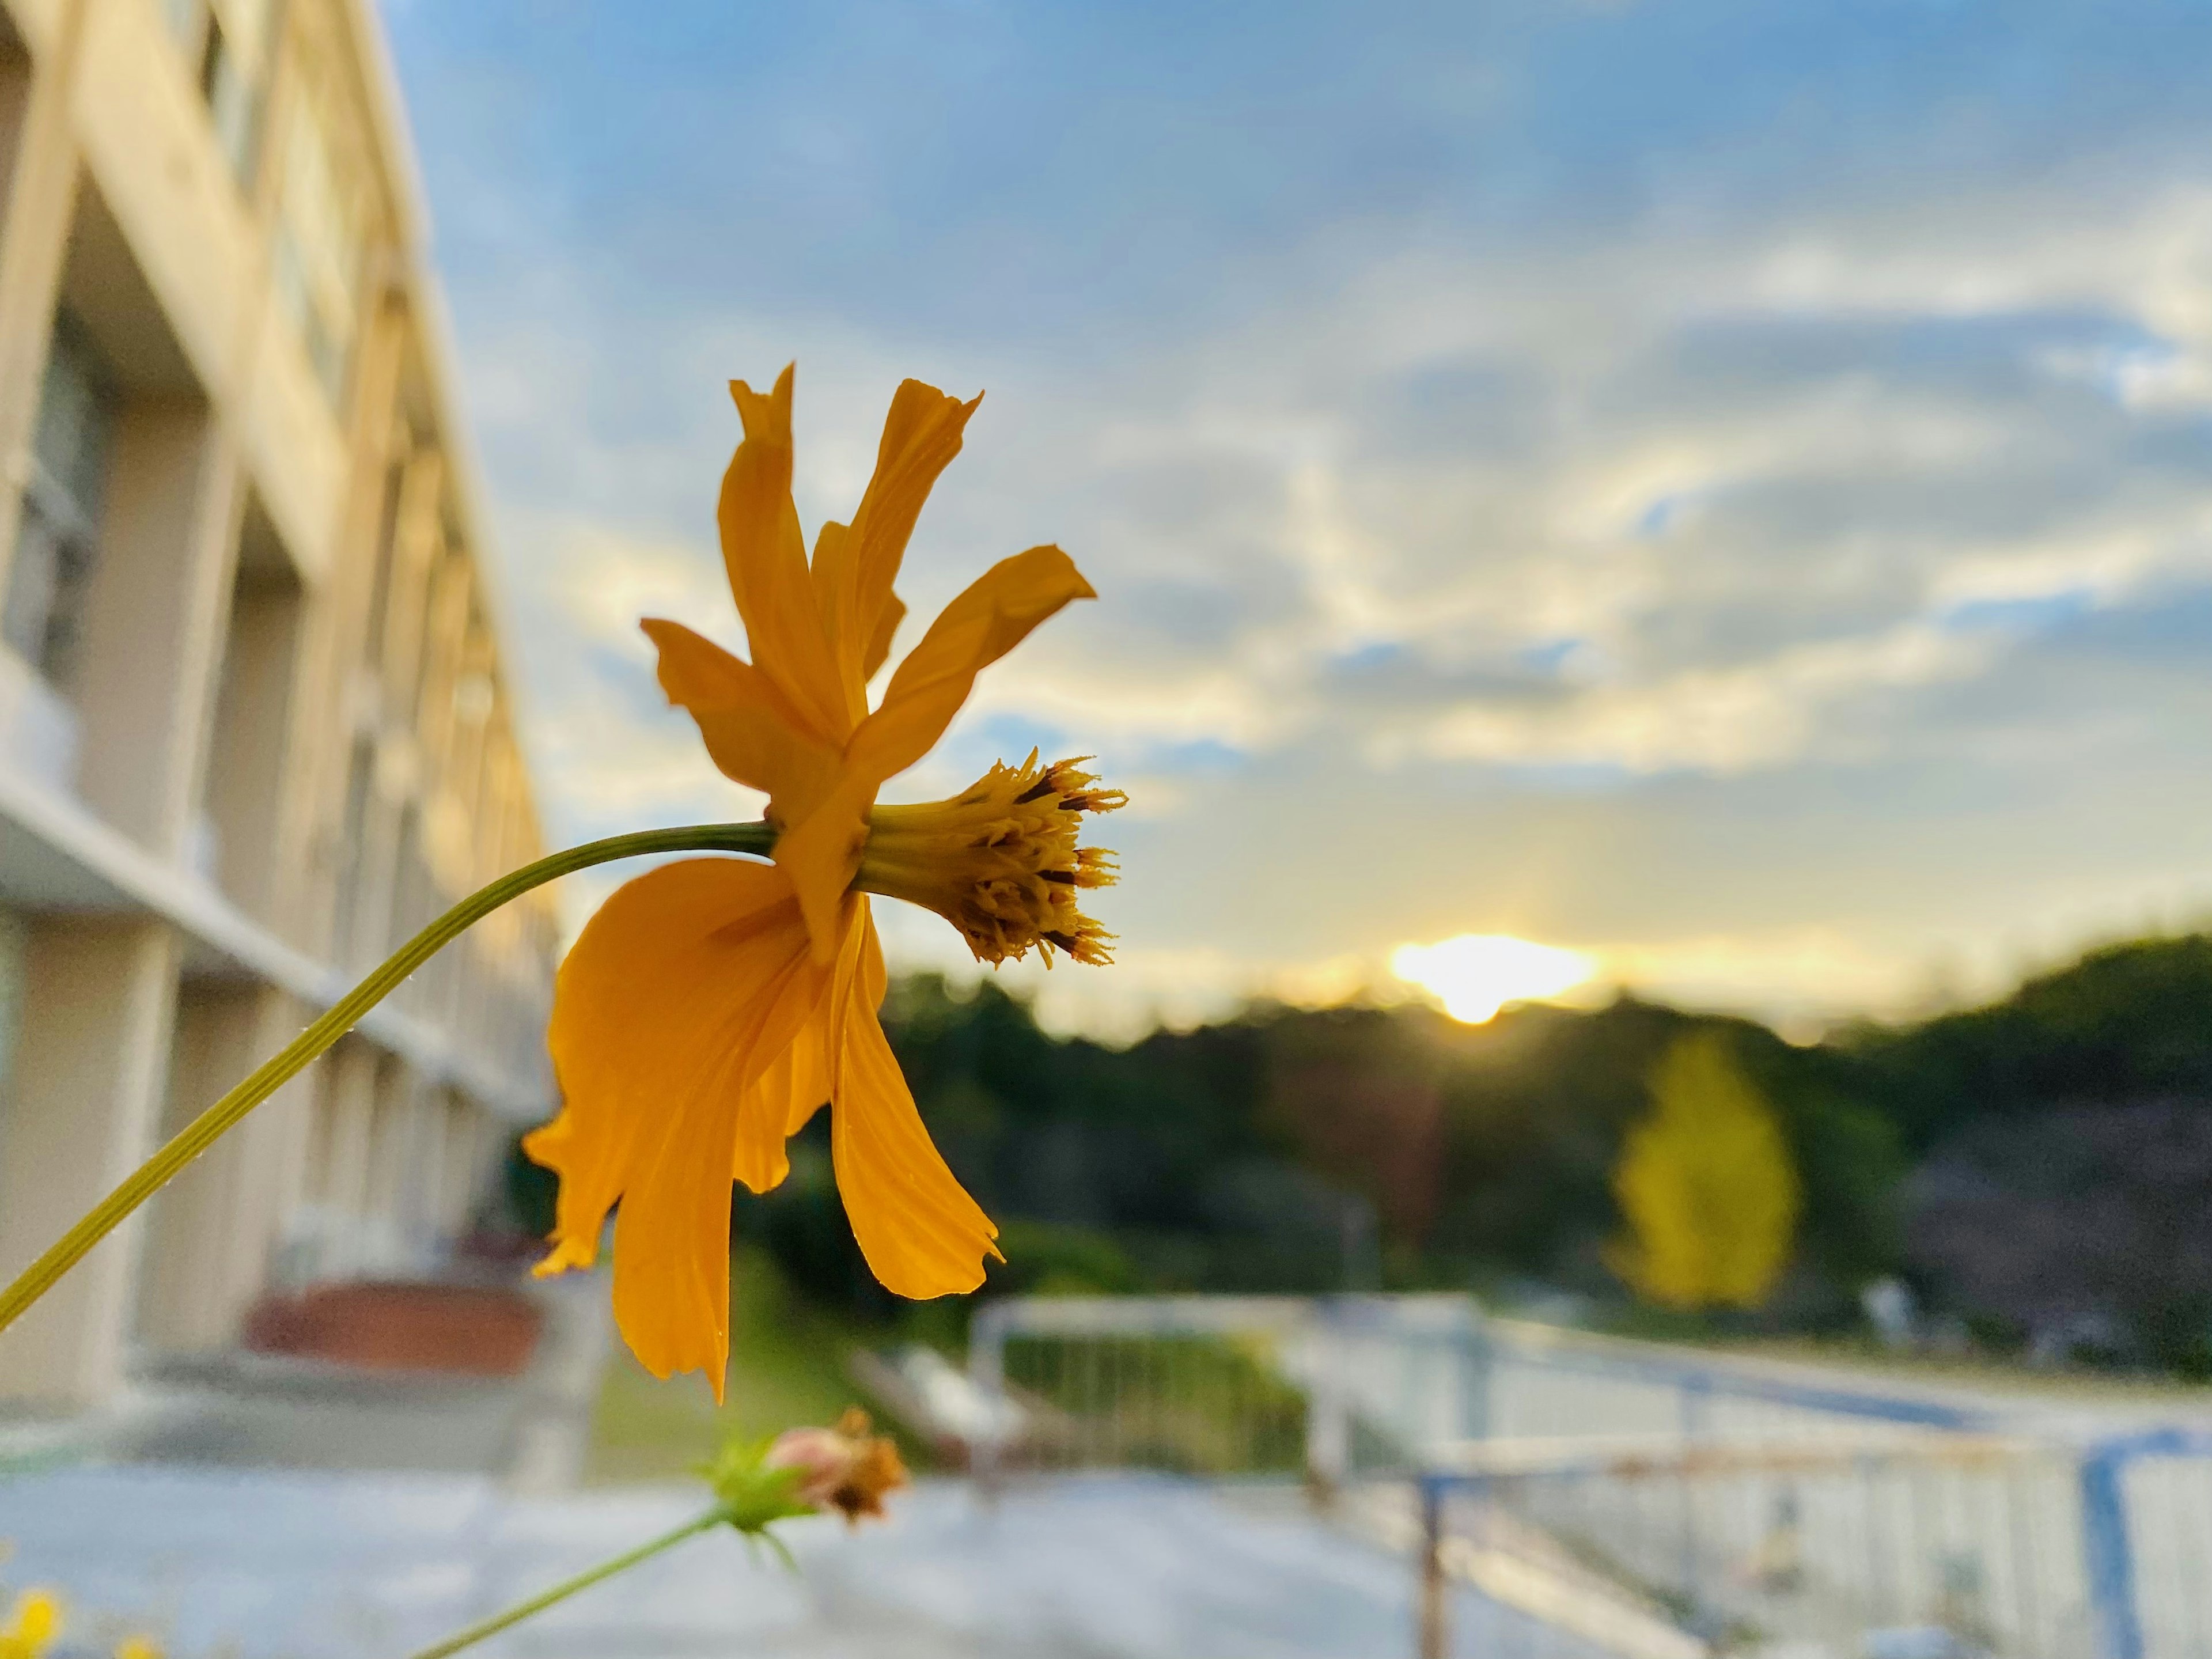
1305,1297,1350,1502
969,1298,1013,1503
2081,1437,2150,1659
1459,1302,1491,1441
1416,1475,1448,1659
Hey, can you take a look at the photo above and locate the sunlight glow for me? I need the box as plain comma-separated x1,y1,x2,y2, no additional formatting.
1390,934,1596,1025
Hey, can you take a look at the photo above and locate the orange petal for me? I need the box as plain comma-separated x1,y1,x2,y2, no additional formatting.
849,545,1096,787
777,1009,839,1142
719,366,853,740
771,546,1096,961
731,894,867,1185
771,771,879,963
641,618,843,827
531,857,820,1395
732,933,844,1190
529,1232,596,1279
861,592,906,684
611,914,837,1396
521,1107,597,1267
532,861,794,1271
825,381,981,689
828,915,999,1299
732,1051,797,1194
856,904,889,1006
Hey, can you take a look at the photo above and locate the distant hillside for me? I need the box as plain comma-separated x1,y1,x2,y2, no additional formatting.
718,974,1897,1330
1843,934,2212,1149
497,932,2212,1372
1836,933,2212,1368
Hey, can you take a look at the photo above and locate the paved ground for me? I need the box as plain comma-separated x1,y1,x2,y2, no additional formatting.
0,1277,1605,1659
21,1299,2211,1658
0,1467,1599,1659
0,1274,615,1491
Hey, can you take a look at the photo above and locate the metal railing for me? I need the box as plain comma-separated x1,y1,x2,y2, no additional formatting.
967,1295,1988,1487
1402,1431,2078,1657
967,1293,1488,1487
964,1295,2212,1658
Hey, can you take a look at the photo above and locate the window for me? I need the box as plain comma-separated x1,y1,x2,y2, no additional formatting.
2,312,117,695
200,18,262,190
331,734,373,967
161,0,202,47
169,0,272,191
270,68,365,410
362,452,405,666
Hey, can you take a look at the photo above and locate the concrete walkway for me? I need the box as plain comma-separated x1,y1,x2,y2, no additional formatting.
0,1271,1596,1659
0,1468,1593,1659
0,1274,616,1490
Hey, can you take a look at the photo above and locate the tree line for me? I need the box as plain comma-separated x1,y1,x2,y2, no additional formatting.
509,931,2212,1372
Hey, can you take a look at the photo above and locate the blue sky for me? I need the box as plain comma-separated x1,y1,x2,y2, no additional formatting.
381,0,2212,1036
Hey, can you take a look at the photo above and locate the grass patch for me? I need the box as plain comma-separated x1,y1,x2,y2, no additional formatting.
585,1245,932,1484
1003,1332,1308,1475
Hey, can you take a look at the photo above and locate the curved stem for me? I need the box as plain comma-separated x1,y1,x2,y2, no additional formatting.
0,821,777,1339
406,1510,725,1659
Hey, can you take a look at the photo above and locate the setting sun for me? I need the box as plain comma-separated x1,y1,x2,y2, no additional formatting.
1391,934,1597,1025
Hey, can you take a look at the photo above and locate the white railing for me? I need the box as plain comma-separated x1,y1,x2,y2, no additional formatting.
967,1294,1985,1488
964,1294,2212,1658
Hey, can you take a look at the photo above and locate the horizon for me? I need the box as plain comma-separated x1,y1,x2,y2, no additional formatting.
881,914,2212,1054
380,0,2212,1042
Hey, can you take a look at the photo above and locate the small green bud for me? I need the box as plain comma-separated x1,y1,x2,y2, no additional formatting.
696,1435,820,1536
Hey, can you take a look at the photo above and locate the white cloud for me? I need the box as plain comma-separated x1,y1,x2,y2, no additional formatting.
412,19,2212,1036
1412,621,1988,775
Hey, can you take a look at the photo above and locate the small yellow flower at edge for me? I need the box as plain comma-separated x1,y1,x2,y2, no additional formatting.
0,1588,62,1659
114,1638,162,1659
524,367,1123,1398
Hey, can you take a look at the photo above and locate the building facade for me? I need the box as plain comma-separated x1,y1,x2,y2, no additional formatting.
0,0,558,1410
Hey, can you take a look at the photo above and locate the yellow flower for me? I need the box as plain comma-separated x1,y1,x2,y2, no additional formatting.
859,754,1122,965
114,1639,161,1659
0,1589,61,1659
525,368,1119,1396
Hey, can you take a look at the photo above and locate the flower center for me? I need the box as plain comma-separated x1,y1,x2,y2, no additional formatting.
855,752,1124,965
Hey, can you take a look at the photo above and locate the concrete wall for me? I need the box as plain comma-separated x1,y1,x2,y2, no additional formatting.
0,0,556,1411
0,916,177,1402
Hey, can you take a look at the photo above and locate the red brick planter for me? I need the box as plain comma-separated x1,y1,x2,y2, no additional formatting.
244,1281,544,1377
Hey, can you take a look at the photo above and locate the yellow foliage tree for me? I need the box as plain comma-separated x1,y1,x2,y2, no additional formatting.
1607,1030,1801,1312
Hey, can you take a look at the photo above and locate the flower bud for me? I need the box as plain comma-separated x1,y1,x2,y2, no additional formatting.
765,1407,910,1524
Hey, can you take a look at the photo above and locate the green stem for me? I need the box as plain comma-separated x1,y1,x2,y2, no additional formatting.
0,821,777,1339
406,1509,726,1659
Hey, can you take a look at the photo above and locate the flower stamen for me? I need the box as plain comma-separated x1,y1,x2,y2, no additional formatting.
855,752,1124,966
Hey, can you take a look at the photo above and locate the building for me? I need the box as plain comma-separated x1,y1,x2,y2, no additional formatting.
0,0,558,1410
